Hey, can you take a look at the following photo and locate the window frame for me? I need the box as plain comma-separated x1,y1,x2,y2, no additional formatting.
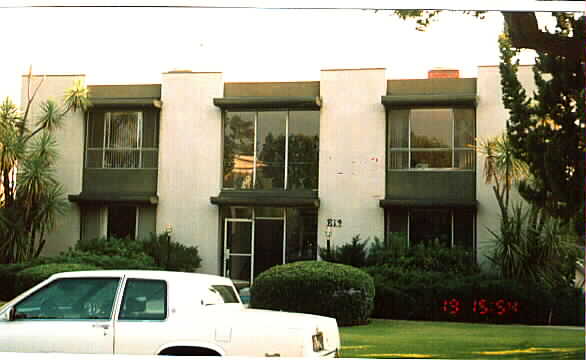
386,208,476,251
12,277,122,321
106,205,138,240
388,107,475,171
85,110,159,170
118,278,168,322
221,109,320,191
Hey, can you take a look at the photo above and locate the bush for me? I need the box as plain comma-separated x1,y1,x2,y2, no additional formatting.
15,263,102,295
320,235,369,268
368,243,479,275
251,261,375,326
0,263,32,301
74,236,153,264
40,251,159,270
143,233,202,272
365,264,584,326
319,234,479,276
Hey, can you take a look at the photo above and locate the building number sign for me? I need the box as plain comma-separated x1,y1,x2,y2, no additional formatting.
327,218,343,228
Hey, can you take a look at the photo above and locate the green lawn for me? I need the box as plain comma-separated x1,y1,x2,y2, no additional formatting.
340,319,585,359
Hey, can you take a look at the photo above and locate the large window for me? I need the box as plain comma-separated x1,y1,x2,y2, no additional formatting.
386,208,474,249
388,108,475,170
223,110,319,190
86,110,159,169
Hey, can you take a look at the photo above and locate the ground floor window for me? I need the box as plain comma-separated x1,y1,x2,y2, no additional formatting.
80,205,156,242
107,205,137,240
386,208,475,249
220,206,317,284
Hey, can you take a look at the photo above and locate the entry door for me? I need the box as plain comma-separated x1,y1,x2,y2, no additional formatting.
254,219,284,278
224,218,254,285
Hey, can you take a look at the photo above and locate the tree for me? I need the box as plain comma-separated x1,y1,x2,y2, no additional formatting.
0,70,90,264
476,134,528,226
478,134,579,288
393,10,585,62
499,16,585,235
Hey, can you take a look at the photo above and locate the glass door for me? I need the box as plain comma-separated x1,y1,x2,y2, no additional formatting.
253,219,284,278
223,219,254,286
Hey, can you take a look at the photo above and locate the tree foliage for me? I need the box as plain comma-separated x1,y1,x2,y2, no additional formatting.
0,71,90,263
499,15,585,235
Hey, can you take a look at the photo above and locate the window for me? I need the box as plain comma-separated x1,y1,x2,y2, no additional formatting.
107,205,137,240
210,285,240,304
119,279,166,321
86,110,159,169
285,208,318,262
386,209,474,249
223,110,319,190
388,108,475,170
14,278,120,320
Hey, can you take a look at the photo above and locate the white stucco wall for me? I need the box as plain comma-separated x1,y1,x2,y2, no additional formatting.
158,72,224,275
20,74,85,255
318,68,387,249
475,65,536,267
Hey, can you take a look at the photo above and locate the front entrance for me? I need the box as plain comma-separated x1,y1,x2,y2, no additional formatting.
223,209,284,285
221,207,317,285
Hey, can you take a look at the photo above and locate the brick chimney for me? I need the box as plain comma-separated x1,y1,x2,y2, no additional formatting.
428,69,460,79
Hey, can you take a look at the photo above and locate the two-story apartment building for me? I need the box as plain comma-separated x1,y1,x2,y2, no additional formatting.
22,66,536,283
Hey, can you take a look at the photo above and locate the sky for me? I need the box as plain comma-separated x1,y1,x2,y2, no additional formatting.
0,5,555,106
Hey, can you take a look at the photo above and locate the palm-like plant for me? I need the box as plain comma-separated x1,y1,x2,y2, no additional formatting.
480,134,580,289
0,71,89,263
476,134,528,223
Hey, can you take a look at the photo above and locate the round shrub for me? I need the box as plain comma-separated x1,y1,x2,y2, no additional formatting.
250,261,375,326
15,263,101,294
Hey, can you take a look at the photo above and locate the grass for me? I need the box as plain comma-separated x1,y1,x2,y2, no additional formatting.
340,319,585,359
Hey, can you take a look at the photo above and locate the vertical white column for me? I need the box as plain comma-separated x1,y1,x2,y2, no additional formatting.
318,68,387,250
159,71,224,275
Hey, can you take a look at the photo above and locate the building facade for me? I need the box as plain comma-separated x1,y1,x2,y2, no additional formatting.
22,66,536,283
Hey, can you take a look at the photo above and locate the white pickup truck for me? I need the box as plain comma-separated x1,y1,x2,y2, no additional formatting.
0,270,340,357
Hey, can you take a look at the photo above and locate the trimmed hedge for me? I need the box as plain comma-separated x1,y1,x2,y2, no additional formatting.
0,263,32,301
15,263,102,295
251,261,375,326
366,265,585,326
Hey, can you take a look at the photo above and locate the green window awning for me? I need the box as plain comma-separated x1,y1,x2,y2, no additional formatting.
213,96,321,110
210,191,320,208
69,193,159,205
379,199,477,209
89,98,162,108
381,94,477,107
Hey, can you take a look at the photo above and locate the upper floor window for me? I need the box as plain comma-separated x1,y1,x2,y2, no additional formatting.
222,110,319,191
86,110,159,169
388,108,475,170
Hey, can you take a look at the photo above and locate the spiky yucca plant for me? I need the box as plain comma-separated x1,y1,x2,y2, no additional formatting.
0,71,90,263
